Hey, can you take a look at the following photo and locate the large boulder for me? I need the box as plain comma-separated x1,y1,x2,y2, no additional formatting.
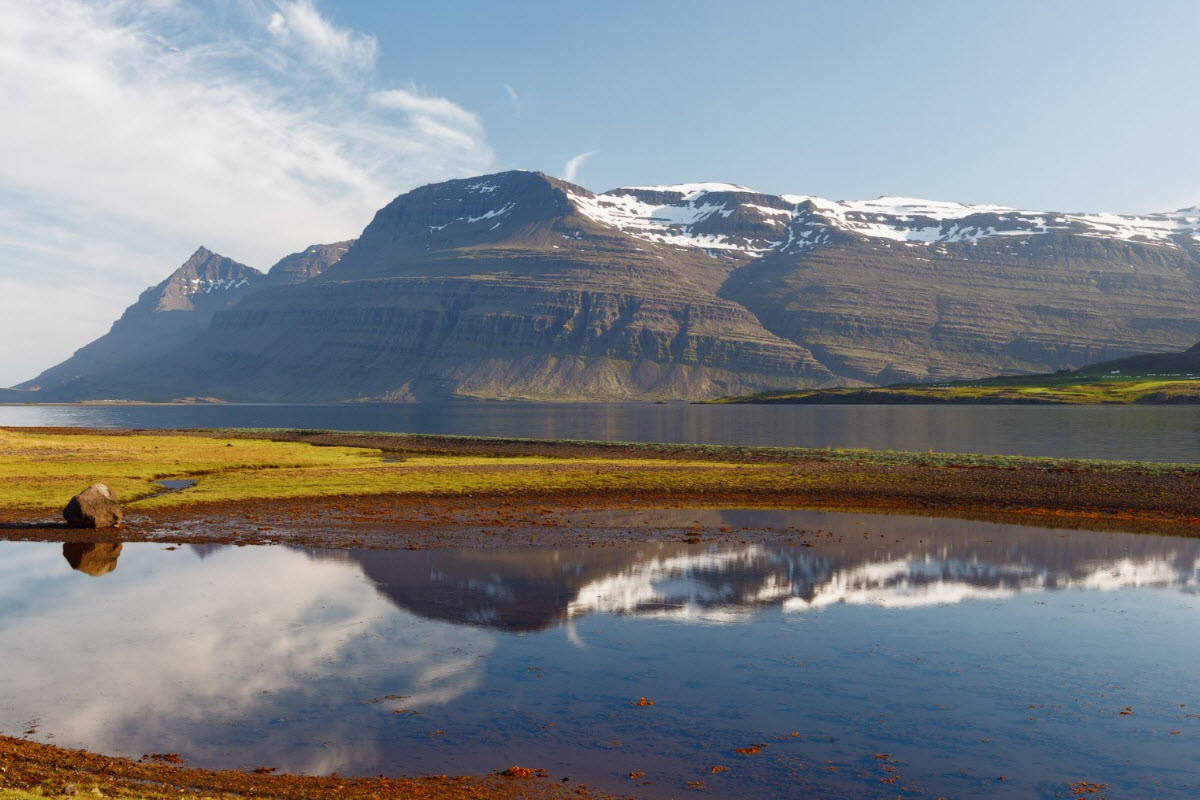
62,483,124,529
62,542,123,576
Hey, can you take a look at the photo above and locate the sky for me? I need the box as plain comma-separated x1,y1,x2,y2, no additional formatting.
2,0,1199,386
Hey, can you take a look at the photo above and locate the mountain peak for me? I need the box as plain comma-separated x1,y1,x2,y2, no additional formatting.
267,240,355,285
151,249,262,312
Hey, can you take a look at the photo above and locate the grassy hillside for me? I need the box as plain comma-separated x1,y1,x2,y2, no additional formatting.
714,375,1200,404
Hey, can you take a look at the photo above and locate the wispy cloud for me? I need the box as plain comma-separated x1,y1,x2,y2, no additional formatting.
0,0,494,386
266,0,377,76
503,83,521,114
563,150,598,184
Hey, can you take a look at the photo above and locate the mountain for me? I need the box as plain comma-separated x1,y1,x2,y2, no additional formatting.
349,523,1200,631
20,247,263,397
265,241,354,285
12,171,1200,402
18,242,351,398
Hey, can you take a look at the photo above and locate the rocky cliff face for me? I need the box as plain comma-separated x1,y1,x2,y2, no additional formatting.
266,241,355,286
16,171,1200,402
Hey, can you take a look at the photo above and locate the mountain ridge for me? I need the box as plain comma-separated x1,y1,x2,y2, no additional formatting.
13,170,1200,402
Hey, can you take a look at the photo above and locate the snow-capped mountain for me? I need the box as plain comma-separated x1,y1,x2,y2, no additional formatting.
16,170,1200,402
345,526,1200,631
572,182,1200,255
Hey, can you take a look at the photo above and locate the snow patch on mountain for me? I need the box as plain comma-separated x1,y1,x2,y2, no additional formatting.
429,202,517,232
187,277,251,294
569,189,780,253
570,181,1200,255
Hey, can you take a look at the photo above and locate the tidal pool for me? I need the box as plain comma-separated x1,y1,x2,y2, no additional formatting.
2,512,1198,798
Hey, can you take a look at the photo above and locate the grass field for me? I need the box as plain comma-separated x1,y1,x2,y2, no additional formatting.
2,427,1197,525
715,376,1200,404
0,428,796,512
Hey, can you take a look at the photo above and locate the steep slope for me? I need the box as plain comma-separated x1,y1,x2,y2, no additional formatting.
19,247,264,397
18,242,354,400
124,171,834,402
718,199,1200,383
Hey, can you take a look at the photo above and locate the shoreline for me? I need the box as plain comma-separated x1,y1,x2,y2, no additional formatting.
2,427,1198,545
0,735,617,800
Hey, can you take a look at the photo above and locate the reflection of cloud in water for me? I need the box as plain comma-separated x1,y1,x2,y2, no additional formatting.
0,545,493,773
785,555,1200,611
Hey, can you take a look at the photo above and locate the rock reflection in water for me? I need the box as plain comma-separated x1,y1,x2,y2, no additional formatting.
62,542,123,577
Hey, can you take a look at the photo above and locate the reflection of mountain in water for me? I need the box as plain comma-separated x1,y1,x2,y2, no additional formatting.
348,517,1200,632
63,542,123,577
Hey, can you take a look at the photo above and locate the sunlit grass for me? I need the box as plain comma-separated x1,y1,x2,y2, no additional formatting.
718,378,1200,404
0,430,785,512
2,428,1195,514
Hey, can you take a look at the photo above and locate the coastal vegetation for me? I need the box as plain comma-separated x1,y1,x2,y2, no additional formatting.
0,428,790,513
713,376,1200,404
2,428,1199,538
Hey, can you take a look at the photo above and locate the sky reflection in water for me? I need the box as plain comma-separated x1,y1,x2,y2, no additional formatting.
2,510,1199,798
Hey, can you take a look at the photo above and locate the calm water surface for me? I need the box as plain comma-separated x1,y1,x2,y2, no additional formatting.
3,402,1200,461
3,510,1199,798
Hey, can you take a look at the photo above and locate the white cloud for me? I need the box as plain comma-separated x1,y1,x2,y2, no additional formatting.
563,150,598,185
0,0,494,386
266,0,377,76
370,86,483,133
503,83,520,114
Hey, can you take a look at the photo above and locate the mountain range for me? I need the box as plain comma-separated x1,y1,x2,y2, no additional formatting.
10,170,1200,402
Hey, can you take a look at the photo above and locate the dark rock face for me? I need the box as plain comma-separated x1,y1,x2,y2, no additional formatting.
63,483,123,529
62,542,123,576
66,172,834,401
722,233,1200,383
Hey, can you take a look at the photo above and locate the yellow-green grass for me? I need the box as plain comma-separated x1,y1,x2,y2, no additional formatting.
717,378,1200,404
0,429,786,513
0,790,216,800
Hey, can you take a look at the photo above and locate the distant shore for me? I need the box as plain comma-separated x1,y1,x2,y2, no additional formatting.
2,427,1198,547
712,377,1200,405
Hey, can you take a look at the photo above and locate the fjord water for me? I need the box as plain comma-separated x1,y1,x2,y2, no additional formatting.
3,401,1200,461
3,510,1199,799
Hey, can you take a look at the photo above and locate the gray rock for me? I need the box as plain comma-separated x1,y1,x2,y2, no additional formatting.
63,483,123,529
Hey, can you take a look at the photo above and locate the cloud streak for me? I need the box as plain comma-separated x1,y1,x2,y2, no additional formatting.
267,0,377,76
0,0,494,386
503,83,521,114
563,150,598,184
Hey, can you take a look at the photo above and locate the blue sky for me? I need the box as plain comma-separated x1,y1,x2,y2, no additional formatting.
1,0,1198,385
343,0,1200,212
